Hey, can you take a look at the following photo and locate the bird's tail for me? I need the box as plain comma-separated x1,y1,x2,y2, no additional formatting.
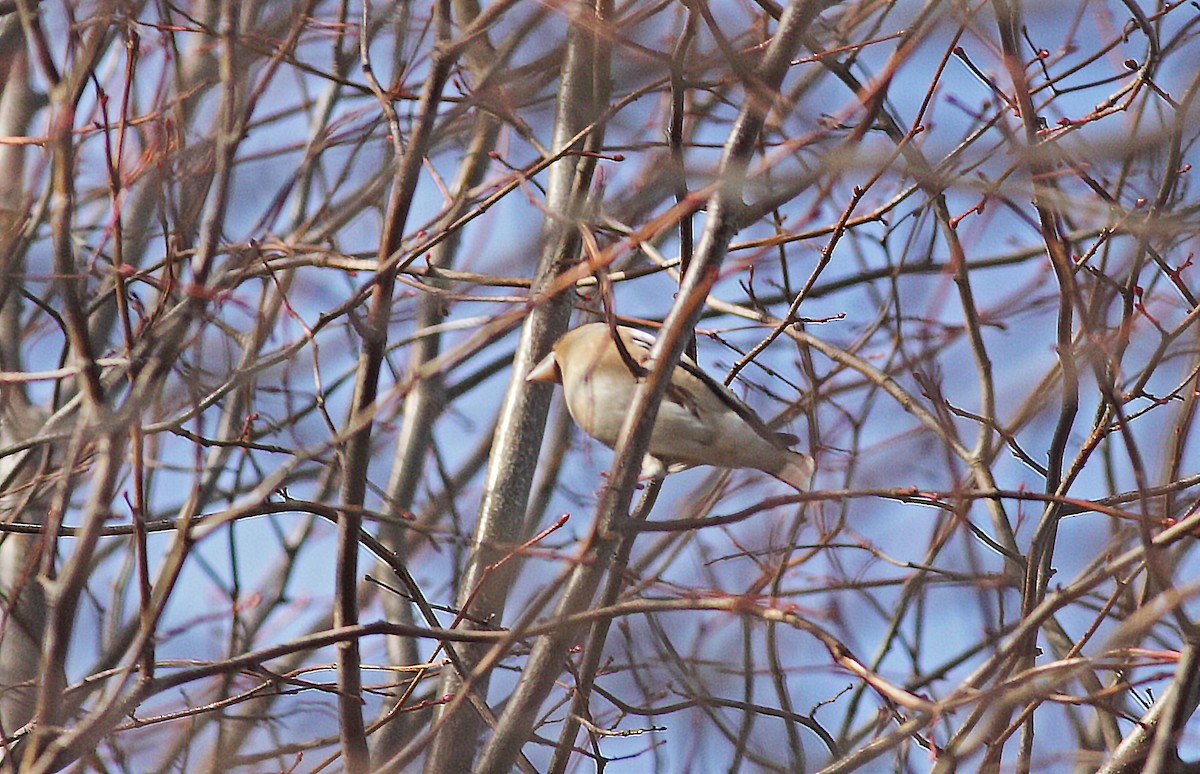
771,451,815,491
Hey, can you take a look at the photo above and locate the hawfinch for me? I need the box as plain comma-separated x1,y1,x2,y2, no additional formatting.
527,322,815,490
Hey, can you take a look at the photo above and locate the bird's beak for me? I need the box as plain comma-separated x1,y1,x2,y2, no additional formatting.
526,351,560,383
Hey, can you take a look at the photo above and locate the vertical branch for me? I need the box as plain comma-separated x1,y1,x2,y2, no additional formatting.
0,16,42,760
373,114,501,759
337,2,455,771
417,2,612,771
372,0,516,758
98,23,156,687
668,9,696,359
13,2,115,769
990,1,1079,768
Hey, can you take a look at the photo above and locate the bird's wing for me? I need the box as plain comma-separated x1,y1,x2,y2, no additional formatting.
674,355,786,446
620,326,788,448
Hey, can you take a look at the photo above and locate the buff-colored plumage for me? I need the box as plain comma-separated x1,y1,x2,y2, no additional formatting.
527,323,814,490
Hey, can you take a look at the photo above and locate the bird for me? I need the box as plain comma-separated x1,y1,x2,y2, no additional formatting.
526,322,814,490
